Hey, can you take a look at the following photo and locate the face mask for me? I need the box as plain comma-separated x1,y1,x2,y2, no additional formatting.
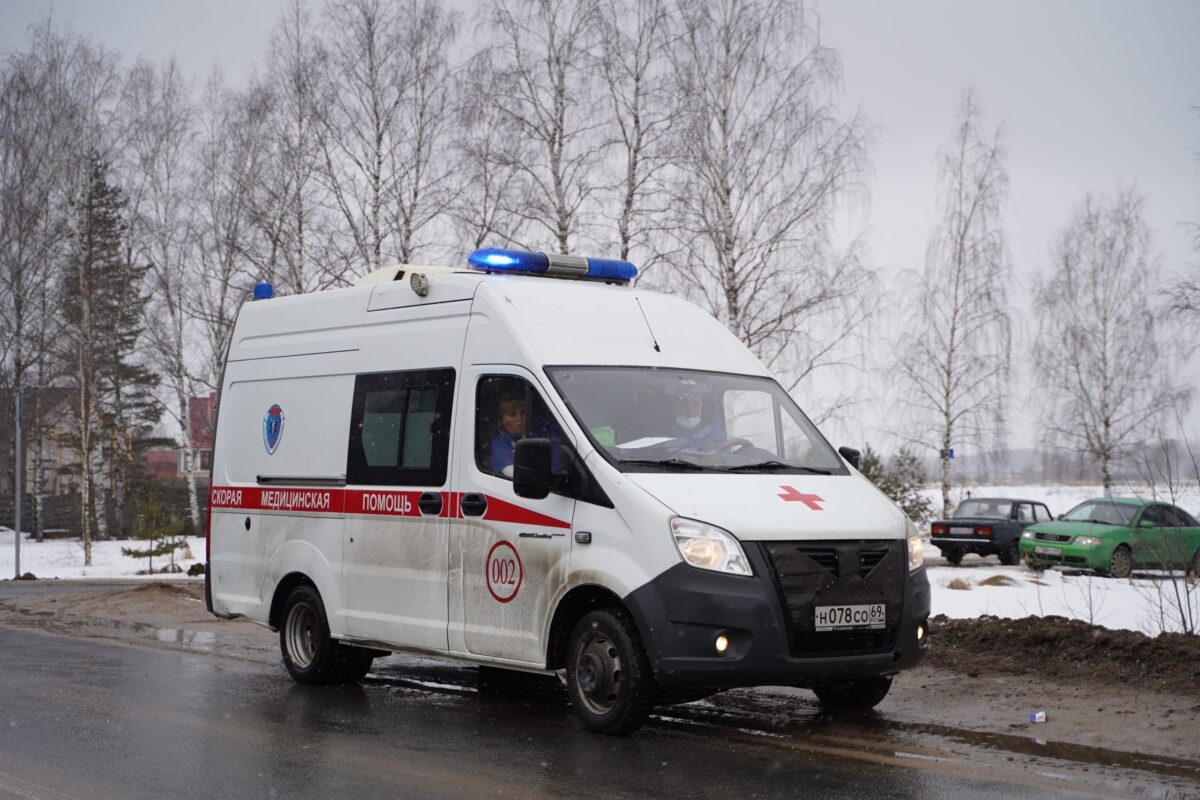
676,415,701,430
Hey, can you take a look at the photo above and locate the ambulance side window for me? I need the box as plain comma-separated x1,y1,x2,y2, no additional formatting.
475,376,560,479
474,375,612,507
347,369,455,486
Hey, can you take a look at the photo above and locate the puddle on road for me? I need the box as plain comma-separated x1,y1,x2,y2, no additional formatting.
366,658,1200,796
153,628,217,649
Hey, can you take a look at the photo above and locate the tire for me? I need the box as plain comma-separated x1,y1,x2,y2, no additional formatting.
813,675,893,710
1106,546,1133,579
1023,553,1045,572
943,548,964,566
1189,550,1200,581
280,584,374,685
998,542,1020,566
565,608,653,735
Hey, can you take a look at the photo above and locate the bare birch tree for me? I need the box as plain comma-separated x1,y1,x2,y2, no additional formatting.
0,42,61,529
894,90,1012,517
1034,188,1191,491
485,0,604,253
1166,111,1200,345
247,0,333,295
386,0,458,264
449,51,533,250
597,0,676,267
664,0,874,412
317,0,409,279
190,73,265,390
125,56,204,530
33,29,127,564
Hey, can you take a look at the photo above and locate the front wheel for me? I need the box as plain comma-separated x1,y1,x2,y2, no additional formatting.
813,675,893,710
280,584,374,685
1023,553,1046,572
1106,546,1133,579
565,609,653,735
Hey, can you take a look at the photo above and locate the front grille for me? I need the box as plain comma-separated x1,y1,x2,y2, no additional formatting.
794,545,839,574
762,539,905,659
858,547,890,577
1036,533,1071,542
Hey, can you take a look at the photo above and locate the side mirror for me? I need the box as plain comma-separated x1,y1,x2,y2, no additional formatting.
838,446,861,470
513,438,553,499
1138,519,1155,529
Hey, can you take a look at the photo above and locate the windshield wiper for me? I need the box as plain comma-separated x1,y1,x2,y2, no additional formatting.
617,458,709,472
1078,518,1118,526
723,462,832,474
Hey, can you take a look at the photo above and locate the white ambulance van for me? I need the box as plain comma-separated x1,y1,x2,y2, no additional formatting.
206,248,930,735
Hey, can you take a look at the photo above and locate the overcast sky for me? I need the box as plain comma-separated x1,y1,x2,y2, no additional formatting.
2,0,1198,450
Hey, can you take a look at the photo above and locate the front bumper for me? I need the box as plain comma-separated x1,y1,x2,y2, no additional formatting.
1018,539,1105,569
623,540,930,690
931,536,1010,556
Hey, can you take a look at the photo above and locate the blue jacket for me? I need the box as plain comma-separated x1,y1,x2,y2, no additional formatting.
491,425,562,475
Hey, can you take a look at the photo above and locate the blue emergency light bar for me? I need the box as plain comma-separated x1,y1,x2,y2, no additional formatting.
467,248,637,283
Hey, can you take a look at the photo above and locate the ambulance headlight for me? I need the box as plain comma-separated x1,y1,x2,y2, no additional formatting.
670,517,752,577
906,518,925,572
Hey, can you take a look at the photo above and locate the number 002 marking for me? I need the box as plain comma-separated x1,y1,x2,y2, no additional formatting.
486,540,524,603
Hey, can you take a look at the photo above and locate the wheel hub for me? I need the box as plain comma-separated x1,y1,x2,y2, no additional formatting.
574,633,621,715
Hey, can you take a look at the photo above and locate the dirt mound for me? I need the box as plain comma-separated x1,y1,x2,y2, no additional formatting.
927,615,1200,690
124,582,202,600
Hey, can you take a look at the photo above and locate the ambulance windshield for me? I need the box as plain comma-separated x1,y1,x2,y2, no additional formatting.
546,367,848,475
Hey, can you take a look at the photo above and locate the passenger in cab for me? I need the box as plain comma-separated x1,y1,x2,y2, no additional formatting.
490,390,562,477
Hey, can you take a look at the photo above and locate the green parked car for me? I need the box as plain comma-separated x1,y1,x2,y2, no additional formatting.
1019,497,1200,579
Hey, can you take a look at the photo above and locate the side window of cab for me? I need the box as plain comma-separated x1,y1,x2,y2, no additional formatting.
474,375,611,507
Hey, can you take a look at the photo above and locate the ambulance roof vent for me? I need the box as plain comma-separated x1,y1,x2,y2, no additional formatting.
467,248,637,283
353,264,471,286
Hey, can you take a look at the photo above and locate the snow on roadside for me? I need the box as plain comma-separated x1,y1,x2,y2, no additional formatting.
3,480,1198,638
0,528,205,581
919,483,1200,519
917,483,1200,637
926,558,1198,637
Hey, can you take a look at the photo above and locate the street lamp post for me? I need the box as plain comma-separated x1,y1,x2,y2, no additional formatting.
13,386,21,579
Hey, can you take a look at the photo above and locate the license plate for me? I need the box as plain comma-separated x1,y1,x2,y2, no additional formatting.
1034,545,1060,556
950,526,974,535
815,604,886,631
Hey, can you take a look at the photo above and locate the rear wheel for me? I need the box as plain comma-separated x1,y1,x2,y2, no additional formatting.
280,584,374,685
998,542,1021,566
943,547,964,566
813,675,893,710
1106,546,1133,579
565,608,653,735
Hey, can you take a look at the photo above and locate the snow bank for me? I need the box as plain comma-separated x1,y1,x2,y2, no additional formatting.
0,528,205,581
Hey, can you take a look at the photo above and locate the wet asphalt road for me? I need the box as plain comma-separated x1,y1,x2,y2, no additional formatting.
4,626,1192,800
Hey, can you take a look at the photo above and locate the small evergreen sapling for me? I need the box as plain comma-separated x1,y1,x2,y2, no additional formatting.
121,495,188,574
859,445,933,525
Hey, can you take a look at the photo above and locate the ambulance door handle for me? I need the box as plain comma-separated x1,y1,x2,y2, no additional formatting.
461,493,487,517
418,492,443,516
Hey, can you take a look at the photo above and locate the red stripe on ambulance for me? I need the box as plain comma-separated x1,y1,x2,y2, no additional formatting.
344,489,421,517
208,485,568,528
481,496,571,529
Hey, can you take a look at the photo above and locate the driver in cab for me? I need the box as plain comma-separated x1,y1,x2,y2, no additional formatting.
669,389,725,451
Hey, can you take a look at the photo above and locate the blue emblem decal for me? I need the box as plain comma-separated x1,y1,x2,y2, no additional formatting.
263,404,285,455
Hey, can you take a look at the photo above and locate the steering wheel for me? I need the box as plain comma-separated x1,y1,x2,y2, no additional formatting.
715,437,754,454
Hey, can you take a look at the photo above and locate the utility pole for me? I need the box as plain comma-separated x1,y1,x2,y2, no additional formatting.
14,386,21,578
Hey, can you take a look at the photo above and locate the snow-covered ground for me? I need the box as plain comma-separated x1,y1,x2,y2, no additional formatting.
0,528,205,581
2,481,1197,637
